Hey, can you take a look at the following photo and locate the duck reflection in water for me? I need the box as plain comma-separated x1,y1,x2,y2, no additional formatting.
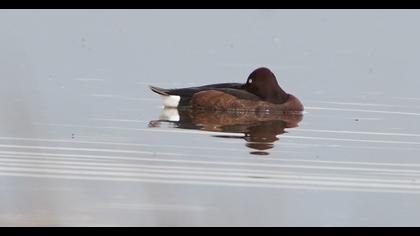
149,107,303,156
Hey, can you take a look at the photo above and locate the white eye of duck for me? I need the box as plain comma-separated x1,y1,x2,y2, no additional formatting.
249,78,253,83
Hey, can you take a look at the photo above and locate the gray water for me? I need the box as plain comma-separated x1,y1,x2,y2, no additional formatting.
1,9,420,226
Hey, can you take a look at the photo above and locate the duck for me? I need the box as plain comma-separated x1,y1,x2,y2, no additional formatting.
149,67,303,112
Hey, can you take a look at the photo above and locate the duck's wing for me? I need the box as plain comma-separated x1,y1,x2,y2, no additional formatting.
213,88,261,101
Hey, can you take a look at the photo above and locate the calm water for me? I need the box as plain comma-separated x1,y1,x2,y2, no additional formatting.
1,9,420,226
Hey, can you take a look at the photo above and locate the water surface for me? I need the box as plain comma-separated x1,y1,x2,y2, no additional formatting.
1,9,420,226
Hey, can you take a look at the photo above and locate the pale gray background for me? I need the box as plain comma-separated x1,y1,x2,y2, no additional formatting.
1,9,420,226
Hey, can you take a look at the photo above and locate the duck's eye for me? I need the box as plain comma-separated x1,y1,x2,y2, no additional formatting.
249,78,253,84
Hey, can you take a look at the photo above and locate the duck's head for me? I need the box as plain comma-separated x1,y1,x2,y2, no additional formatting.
243,67,289,104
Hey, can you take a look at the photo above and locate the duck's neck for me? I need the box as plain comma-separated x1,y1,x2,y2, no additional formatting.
267,86,289,104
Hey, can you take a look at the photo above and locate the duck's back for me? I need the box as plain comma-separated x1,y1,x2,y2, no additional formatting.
150,83,243,96
150,83,244,107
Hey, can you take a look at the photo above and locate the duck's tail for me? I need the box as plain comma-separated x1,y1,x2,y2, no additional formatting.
149,85,170,96
149,85,181,107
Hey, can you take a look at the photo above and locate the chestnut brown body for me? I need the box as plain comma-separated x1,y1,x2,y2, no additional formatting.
191,90,303,112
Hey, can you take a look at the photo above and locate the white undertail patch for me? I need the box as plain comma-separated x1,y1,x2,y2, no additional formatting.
159,107,180,122
161,95,180,108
